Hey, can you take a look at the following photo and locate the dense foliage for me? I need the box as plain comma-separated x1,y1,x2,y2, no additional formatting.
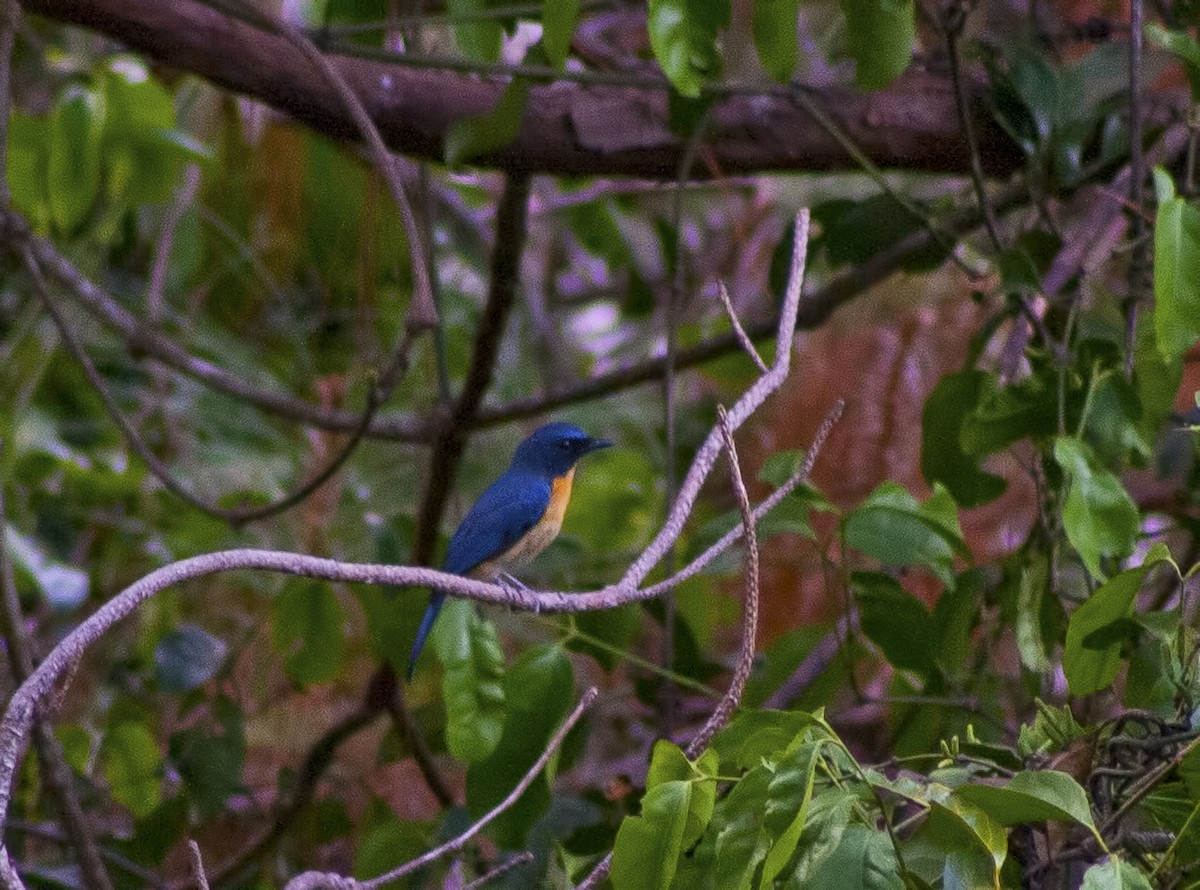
2,0,1200,888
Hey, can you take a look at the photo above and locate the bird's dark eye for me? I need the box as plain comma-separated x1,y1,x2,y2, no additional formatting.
559,438,572,451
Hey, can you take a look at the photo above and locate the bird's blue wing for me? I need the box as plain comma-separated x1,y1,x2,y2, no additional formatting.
442,471,551,575
408,471,550,679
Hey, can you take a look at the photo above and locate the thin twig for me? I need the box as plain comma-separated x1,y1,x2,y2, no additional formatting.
716,281,768,373
188,840,211,890
685,405,759,757
943,6,1003,252
621,209,809,590
1125,0,1147,379
282,689,598,890
463,853,535,889
148,164,202,322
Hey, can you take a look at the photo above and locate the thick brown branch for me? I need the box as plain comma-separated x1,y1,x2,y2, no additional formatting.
19,0,1037,178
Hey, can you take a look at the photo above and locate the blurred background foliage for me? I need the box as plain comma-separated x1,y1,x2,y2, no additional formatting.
2,0,1200,887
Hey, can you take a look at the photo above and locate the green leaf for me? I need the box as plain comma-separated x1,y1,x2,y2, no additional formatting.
270,582,346,686
852,572,938,678
780,789,860,887
1018,700,1087,758
839,0,915,89
48,84,104,232
155,624,228,693
1063,553,1167,695
921,371,1007,508
806,824,904,889
752,0,801,83
466,645,574,847
1053,437,1140,580
645,741,717,848
759,739,826,887
1079,856,1154,889
611,780,693,890
713,767,773,890
6,115,50,224
918,798,1007,889
710,709,824,771
843,482,966,586
432,599,507,763
955,770,1101,844
104,722,163,820
447,0,502,61
542,0,581,68
647,0,728,98
1153,188,1200,364
444,79,529,167
1014,554,1051,673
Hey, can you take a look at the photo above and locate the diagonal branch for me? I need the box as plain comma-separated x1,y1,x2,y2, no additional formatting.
281,688,599,890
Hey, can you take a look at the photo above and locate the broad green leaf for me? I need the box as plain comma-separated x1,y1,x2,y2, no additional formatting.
917,799,1006,890
1053,437,1140,580
1079,856,1153,889
713,767,773,890
1133,312,1182,439
1153,188,1200,363
806,824,904,889
447,0,502,61
6,115,49,224
648,0,728,98
710,709,824,771
542,0,581,68
1014,554,1051,672
48,84,104,232
839,0,915,89
961,373,1059,456
270,582,345,686
752,0,801,83
780,789,860,887
432,599,506,763
444,79,529,167
104,722,163,819
154,624,228,693
760,739,826,887
645,741,718,848
843,482,967,586
1063,552,1168,695
955,770,1101,844
611,780,693,890
921,371,1007,508
466,645,573,847
852,572,938,678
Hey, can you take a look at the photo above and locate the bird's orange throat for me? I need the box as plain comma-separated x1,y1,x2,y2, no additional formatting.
545,467,575,527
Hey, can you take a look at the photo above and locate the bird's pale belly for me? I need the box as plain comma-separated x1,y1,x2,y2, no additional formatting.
472,468,574,580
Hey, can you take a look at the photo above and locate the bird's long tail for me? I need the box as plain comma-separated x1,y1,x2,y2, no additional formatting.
408,591,445,680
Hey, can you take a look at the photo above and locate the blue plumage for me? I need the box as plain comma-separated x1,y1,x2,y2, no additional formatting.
407,422,611,678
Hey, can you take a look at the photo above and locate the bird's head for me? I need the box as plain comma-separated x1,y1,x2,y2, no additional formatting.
511,422,612,477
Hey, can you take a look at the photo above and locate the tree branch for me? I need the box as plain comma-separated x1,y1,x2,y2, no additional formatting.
18,0,1040,179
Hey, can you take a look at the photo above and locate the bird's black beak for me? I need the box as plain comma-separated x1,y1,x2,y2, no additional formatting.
585,437,613,454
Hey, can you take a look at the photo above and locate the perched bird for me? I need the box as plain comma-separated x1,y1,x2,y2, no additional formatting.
408,421,612,678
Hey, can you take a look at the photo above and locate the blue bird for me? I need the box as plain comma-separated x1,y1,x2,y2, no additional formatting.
408,422,612,679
